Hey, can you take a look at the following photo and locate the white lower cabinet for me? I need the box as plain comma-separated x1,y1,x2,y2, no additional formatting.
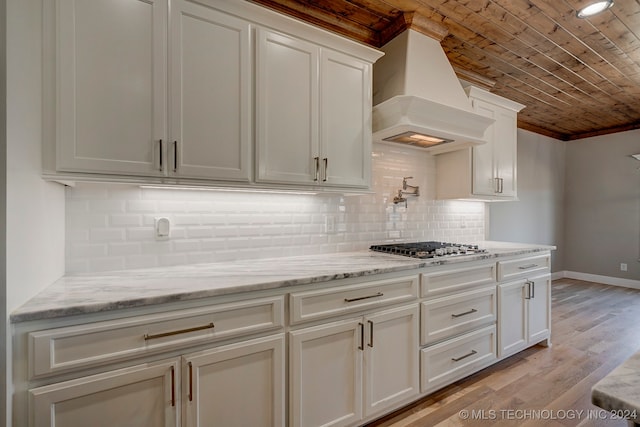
419,262,498,395
498,274,551,358
30,359,179,427
421,325,497,394
183,334,285,427
289,304,419,427
17,253,554,427
29,334,285,427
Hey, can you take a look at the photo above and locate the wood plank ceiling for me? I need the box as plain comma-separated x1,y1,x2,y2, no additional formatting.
249,0,640,141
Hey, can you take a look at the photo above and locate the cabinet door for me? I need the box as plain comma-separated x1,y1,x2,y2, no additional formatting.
289,319,362,427
471,98,497,196
169,1,251,181
321,50,372,188
493,107,518,197
183,334,285,427
256,29,319,185
364,305,419,418
498,280,527,358
30,359,178,427
528,275,551,344
56,0,167,176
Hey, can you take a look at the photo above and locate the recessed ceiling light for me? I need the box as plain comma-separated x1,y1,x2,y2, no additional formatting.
576,0,614,18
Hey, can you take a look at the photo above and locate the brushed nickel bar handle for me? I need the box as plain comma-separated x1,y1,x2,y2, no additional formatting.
170,366,175,407
499,177,504,193
173,141,178,172
451,308,478,318
314,157,320,181
344,292,383,303
188,362,193,402
531,281,535,299
143,322,214,341
323,157,328,182
519,264,539,270
158,139,163,171
451,349,477,362
525,281,532,300
494,177,500,193
358,322,364,350
368,320,374,348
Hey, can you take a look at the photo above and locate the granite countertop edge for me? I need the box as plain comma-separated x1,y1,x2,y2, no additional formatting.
10,242,555,323
591,351,640,420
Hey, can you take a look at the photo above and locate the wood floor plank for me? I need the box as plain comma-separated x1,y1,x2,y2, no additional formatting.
366,279,640,427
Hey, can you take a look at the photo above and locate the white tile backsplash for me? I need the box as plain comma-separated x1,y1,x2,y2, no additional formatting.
65,143,486,273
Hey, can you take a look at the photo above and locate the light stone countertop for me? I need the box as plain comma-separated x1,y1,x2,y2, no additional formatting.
592,352,640,422
10,241,555,323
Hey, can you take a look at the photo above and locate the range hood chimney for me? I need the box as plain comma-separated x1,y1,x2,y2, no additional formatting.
373,18,494,154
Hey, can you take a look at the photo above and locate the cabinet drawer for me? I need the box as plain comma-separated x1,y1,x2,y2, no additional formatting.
421,286,496,345
420,325,497,394
289,275,419,324
29,296,284,379
497,254,550,281
421,263,496,298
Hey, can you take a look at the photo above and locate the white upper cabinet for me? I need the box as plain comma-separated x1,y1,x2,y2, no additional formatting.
321,50,372,188
436,87,524,201
52,0,251,182
169,0,251,181
47,0,381,189
256,30,376,189
256,29,320,185
54,0,167,176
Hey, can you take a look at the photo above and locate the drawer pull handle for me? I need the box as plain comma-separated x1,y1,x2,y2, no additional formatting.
143,322,215,341
518,264,539,270
345,292,383,303
451,349,477,362
451,308,478,318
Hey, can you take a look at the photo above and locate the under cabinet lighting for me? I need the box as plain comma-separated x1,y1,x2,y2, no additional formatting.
139,185,318,195
631,154,640,161
576,0,614,18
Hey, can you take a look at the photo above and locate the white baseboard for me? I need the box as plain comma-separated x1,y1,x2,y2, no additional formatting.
552,270,640,290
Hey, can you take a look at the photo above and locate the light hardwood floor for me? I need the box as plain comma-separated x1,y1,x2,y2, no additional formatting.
367,278,640,427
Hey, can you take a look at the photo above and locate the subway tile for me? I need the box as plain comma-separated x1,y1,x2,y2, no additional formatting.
109,242,142,256
89,228,125,242
89,257,126,272
64,143,486,274
109,214,143,227
126,255,159,269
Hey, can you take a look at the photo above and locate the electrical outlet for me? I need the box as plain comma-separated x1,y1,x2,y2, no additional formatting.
155,217,170,241
620,263,628,271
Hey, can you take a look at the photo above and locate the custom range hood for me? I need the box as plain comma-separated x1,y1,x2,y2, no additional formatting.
373,20,494,154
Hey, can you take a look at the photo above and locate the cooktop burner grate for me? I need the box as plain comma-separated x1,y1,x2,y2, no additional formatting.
369,241,486,259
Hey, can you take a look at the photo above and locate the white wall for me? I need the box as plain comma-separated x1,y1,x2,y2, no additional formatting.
65,143,486,273
5,0,66,423
488,130,566,272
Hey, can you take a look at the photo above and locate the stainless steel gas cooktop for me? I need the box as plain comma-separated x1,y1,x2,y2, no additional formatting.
369,241,486,259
